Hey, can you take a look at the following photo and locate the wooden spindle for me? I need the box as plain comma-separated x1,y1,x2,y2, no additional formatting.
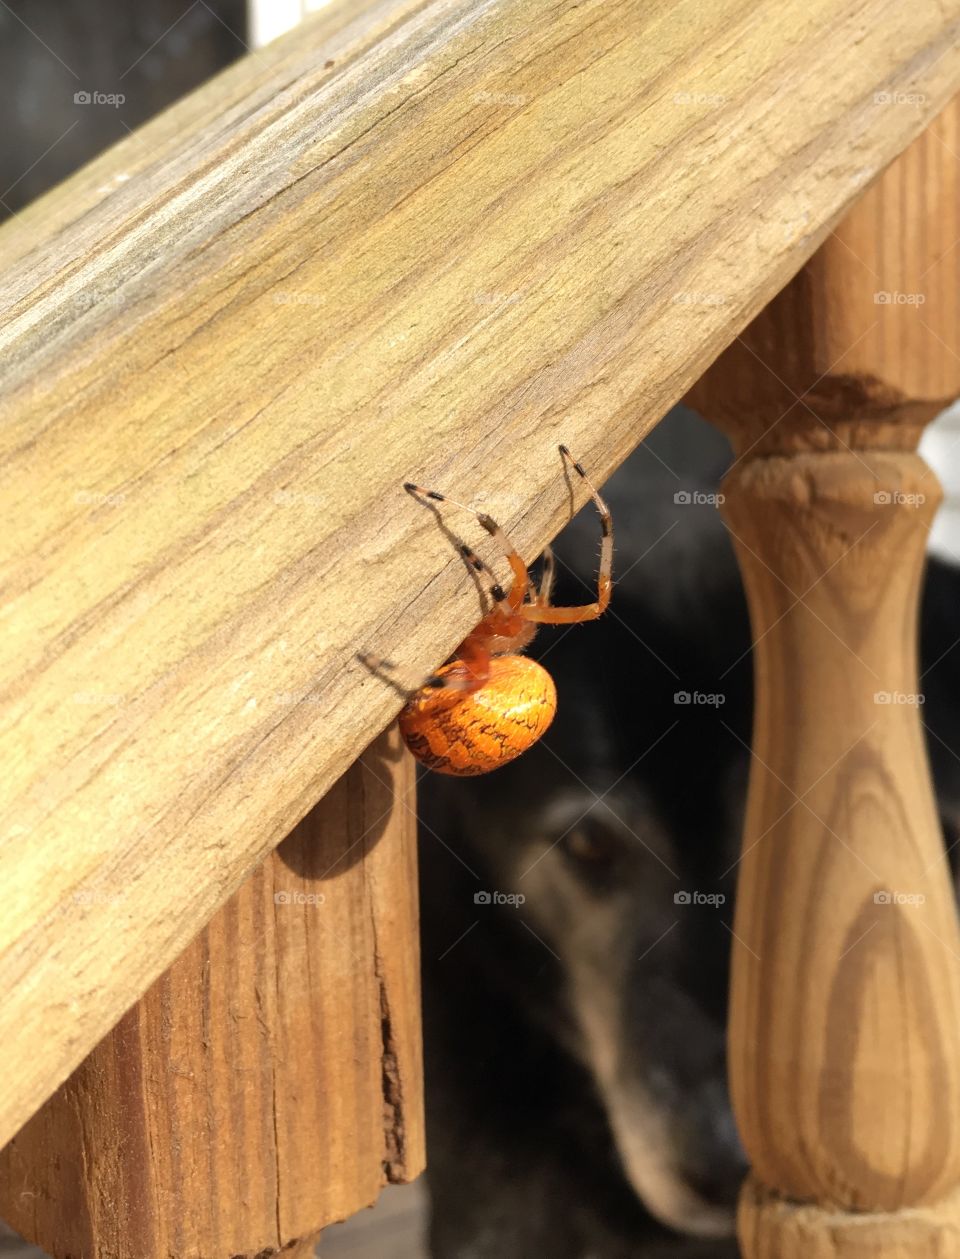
0,728,423,1259
688,95,960,1256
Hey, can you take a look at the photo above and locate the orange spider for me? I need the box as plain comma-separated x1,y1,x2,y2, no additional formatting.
369,446,612,776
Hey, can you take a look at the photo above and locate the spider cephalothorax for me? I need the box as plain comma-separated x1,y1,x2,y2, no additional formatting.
385,446,612,776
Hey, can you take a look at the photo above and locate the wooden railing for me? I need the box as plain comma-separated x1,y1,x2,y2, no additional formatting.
3,0,960,1255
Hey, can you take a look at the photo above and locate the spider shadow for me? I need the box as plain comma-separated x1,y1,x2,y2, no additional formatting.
356,651,415,701
561,457,577,522
410,481,556,601
357,464,563,706
356,491,499,696
406,486,495,611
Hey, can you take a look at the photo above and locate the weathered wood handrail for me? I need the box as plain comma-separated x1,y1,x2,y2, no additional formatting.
2,0,960,1154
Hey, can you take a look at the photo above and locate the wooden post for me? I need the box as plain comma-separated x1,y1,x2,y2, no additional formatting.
0,728,423,1259
688,97,960,1256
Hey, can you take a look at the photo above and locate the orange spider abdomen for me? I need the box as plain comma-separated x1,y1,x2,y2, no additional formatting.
398,655,557,776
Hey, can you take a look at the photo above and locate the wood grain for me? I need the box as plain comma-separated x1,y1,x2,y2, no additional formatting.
2,0,960,1148
691,96,960,1258
739,1177,960,1258
687,98,960,454
0,727,423,1258
723,454,960,1218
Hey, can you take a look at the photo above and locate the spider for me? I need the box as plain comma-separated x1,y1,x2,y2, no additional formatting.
366,445,612,776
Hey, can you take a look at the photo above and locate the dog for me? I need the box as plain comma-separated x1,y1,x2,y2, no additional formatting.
417,409,960,1258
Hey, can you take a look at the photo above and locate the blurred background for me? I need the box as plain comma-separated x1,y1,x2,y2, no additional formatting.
2,4,960,1257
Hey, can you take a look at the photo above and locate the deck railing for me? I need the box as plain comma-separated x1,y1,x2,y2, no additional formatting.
2,0,960,1255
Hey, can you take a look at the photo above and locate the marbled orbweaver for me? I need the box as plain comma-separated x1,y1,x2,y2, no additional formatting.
374,446,612,776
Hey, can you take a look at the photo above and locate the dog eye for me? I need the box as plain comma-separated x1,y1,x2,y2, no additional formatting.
561,825,620,866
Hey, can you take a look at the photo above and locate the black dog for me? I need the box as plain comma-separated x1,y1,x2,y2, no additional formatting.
418,410,960,1258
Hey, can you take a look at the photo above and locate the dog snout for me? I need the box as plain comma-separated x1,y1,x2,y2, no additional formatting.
676,1079,748,1212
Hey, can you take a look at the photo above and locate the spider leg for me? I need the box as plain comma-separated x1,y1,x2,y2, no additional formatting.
454,541,516,618
522,446,612,624
473,513,529,611
404,481,528,610
535,544,555,607
413,636,491,695
360,637,491,698
357,652,416,700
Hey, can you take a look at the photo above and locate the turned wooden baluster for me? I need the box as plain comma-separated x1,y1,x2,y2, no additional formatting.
0,728,423,1259
688,95,960,1256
